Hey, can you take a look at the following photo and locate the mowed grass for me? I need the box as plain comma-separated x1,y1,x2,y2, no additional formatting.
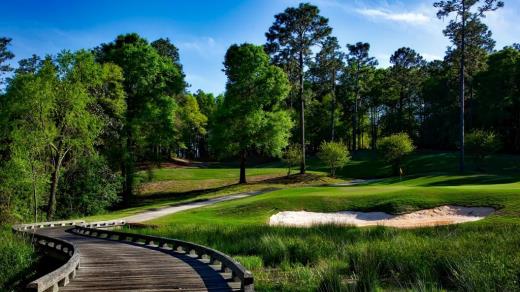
84,171,336,222
125,155,520,291
134,163,296,195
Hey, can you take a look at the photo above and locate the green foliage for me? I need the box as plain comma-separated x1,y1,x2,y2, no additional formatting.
0,227,37,290
476,47,520,153
0,36,15,86
1,51,116,219
317,141,350,177
265,3,332,172
378,133,415,175
210,43,292,165
176,93,208,157
465,130,501,168
283,145,302,176
58,155,122,218
97,33,186,197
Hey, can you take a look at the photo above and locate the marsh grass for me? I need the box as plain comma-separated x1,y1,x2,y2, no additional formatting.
128,222,520,291
0,227,37,290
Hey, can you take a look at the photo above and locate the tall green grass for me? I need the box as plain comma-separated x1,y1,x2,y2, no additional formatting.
129,222,520,291
0,227,37,290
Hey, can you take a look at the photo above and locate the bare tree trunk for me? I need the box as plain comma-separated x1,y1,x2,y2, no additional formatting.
47,153,63,220
353,64,360,152
299,50,306,174
459,1,466,173
239,151,247,184
330,70,336,141
30,162,38,222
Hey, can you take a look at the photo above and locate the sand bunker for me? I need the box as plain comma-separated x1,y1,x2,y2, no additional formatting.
269,205,495,228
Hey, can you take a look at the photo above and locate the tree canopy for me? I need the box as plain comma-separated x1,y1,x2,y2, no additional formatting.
211,43,293,183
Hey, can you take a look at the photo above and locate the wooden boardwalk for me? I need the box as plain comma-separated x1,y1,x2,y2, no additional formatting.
35,227,239,291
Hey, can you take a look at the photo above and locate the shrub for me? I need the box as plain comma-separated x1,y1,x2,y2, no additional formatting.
378,133,415,176
465,130,501,169
317,141,350,177
283,144,302,176
57,155,122,218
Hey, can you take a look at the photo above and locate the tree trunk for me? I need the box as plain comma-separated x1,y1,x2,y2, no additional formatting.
123,127,134,203
299,50,306,174
399,91,404,133
239,151,247,184
330,70,336,141
353,64,360,152
47,154,63,220
459,1,466,173
31,162,38,222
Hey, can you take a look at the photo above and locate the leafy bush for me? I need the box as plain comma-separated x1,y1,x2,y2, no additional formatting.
58,155,122,218
283,144,302,176
378,133,415,175
465,130,501,169
317,141,350,177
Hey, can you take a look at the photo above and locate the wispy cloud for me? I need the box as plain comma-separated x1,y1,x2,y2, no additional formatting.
179,37,217,55
356,8,430,24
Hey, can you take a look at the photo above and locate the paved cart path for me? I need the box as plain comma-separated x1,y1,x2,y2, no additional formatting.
122,188,279,223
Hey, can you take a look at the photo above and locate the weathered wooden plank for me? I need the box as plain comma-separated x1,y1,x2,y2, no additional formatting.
35,227,236,291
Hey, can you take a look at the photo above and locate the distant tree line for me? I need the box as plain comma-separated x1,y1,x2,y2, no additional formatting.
0,0,516,222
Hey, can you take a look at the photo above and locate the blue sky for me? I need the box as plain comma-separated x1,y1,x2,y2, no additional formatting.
2,0,519,94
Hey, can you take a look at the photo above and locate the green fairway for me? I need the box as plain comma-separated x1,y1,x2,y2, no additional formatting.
124,168,520,291
136,166,288,182
132,162,311,195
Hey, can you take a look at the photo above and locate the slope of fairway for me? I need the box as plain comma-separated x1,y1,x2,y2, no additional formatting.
132,174,520,291
147,176,520,226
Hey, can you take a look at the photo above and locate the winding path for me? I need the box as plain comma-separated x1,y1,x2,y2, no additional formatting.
18,189,275,291
123,188,277,223
34,227,236,291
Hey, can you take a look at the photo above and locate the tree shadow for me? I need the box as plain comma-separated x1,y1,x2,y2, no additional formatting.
422,175,520,186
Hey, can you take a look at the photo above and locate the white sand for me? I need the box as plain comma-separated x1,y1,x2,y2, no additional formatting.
269,205,495,228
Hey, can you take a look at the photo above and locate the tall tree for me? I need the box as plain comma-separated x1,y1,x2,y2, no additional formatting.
434,0,504,172
345,42,378,150
389,47,425,136
476,47,520,152
308,36,344,141
15,54,41,75
194,90,217,159
0,37,15,87
2,51,119,219
211,44,292,184
96,33,185,201
265,3,331,174
176,93,208,159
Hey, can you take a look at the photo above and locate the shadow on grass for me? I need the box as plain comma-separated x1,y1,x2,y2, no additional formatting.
423,175,520,186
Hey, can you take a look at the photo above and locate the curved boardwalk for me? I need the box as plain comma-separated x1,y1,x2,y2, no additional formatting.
34,227,237,291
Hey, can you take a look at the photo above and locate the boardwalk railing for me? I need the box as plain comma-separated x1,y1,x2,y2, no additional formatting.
13,221,82,292
13,219,254,292
72,224,255,291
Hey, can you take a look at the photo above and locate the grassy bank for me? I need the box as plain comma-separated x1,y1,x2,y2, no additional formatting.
0,227,37,291
127,172,520,291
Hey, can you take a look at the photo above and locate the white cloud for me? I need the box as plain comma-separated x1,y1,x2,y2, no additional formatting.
179,37,218,55
356,8,430,24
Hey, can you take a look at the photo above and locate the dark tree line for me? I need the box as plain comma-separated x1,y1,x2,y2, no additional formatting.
262,1,514,170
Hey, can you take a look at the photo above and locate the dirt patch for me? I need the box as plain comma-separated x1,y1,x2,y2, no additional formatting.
269,205,495,228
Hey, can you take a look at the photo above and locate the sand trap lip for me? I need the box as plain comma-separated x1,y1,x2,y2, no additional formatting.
269,205,495,228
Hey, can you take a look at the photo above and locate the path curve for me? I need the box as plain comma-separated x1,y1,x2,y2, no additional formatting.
32,227,237,291
123,188,278,223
